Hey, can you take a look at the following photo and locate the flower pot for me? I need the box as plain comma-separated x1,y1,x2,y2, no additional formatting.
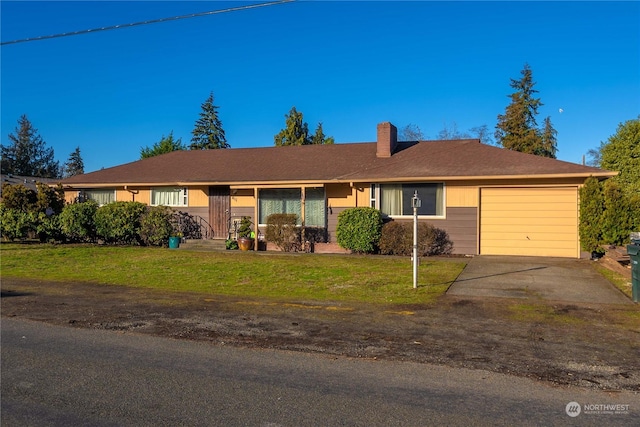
237,237,254,251
168,236,181,249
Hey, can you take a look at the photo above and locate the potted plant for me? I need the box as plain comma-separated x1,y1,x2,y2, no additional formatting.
236,216,255,251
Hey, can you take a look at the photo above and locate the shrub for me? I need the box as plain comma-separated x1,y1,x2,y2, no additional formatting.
0,203,32,240
33,212,63,243
601,179,633,246
140,205,174,246
59,201,98,243
379,221,453,256
265,213,300,252
237,216,254,239
579,176,604,253
1,183,36,212
336,207,383,254
94,201,146,244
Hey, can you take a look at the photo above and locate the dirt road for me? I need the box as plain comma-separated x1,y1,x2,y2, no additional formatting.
1,277,639,392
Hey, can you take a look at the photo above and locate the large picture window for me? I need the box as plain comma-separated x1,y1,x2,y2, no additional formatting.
259,189,302,224
82,189,115,206
378,183,444,216
151,187,188,206
258,188,326,226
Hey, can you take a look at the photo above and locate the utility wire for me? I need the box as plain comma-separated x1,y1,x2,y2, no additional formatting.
1,0,295,46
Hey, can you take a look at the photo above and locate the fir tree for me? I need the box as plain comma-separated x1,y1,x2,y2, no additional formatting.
1,115,60,178
274,107,333,146
495,64,556,157
539,116,558,159
190,92,228,150
310,122,334,145
141,132,185,159
63,147,85,177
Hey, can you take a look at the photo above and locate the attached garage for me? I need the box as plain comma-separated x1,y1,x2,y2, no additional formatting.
480,187,579,258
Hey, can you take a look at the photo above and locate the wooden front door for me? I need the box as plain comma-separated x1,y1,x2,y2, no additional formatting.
208,186,230,239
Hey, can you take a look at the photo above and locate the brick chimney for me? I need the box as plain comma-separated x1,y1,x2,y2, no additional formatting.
376,122,397,158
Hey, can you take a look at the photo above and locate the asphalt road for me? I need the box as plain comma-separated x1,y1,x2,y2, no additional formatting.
2,318,638,426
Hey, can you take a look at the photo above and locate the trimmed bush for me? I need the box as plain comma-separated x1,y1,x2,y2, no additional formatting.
59,201,98,243
336,207,383,254
266,213,300,252
94,201,146,245
140,205,174,246
379,221,453,256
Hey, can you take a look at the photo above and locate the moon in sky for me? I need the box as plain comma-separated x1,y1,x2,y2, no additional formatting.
559,108,564,113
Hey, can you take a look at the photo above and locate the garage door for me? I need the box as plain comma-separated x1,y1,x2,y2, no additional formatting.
480,187,579,258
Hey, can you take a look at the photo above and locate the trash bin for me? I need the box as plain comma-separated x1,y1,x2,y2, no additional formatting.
627,243,640,303
168,236,181,249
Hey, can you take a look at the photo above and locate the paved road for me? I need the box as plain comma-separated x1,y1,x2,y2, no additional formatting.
2,318,638,426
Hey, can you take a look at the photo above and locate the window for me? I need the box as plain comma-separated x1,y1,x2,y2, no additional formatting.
378,183,444,216
151,187,188,206
259,189,301,224
305,188,326,227
258,188,326,226
82,189,115,206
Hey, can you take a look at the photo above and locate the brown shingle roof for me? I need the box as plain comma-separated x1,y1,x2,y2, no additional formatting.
60,139,614,187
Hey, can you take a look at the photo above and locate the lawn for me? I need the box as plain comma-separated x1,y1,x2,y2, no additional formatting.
0,244,466,304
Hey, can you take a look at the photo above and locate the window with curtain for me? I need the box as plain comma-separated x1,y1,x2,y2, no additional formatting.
379,183,443,216
83,189,115,206
151,187,187,206
305,188,326,227
259,189,302,224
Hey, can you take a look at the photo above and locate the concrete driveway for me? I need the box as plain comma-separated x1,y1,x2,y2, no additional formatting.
447,256,633,305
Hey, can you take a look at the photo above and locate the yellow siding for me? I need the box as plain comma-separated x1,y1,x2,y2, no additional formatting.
135,189,150,205
326,183,358,208
231,189,255,207
64,190,78,204
189,186,208,207
480,187,579,258
446,186,478,207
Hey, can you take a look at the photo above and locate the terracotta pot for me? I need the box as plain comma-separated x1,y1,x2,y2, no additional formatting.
237,237,254,251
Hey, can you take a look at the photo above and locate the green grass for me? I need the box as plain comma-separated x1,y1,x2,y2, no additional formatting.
0,244,465,305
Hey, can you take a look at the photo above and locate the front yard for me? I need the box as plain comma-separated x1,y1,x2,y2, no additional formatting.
0,244,466,304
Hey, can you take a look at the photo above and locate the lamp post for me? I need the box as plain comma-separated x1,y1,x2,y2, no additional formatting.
411,191,421,289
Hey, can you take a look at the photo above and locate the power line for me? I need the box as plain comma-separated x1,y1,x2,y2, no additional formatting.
1,0,295,46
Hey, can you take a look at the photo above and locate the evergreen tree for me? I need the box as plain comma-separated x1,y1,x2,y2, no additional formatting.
63,147,85,177
190,92,228,150
274,108,334,146
274,107,309,146
495,64,556,157
310,122,334,145
579,177,604,253
599,116,640,196
1,115,60,178
141,132,185,159
539,116,558,158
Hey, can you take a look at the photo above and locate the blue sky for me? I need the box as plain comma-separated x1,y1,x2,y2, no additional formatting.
2,1,639,173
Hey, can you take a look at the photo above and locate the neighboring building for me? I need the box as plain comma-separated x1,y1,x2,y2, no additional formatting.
59,122,616,258
1,174,59,195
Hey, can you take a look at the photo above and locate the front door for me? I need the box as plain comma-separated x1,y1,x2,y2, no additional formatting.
208,186,230,239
